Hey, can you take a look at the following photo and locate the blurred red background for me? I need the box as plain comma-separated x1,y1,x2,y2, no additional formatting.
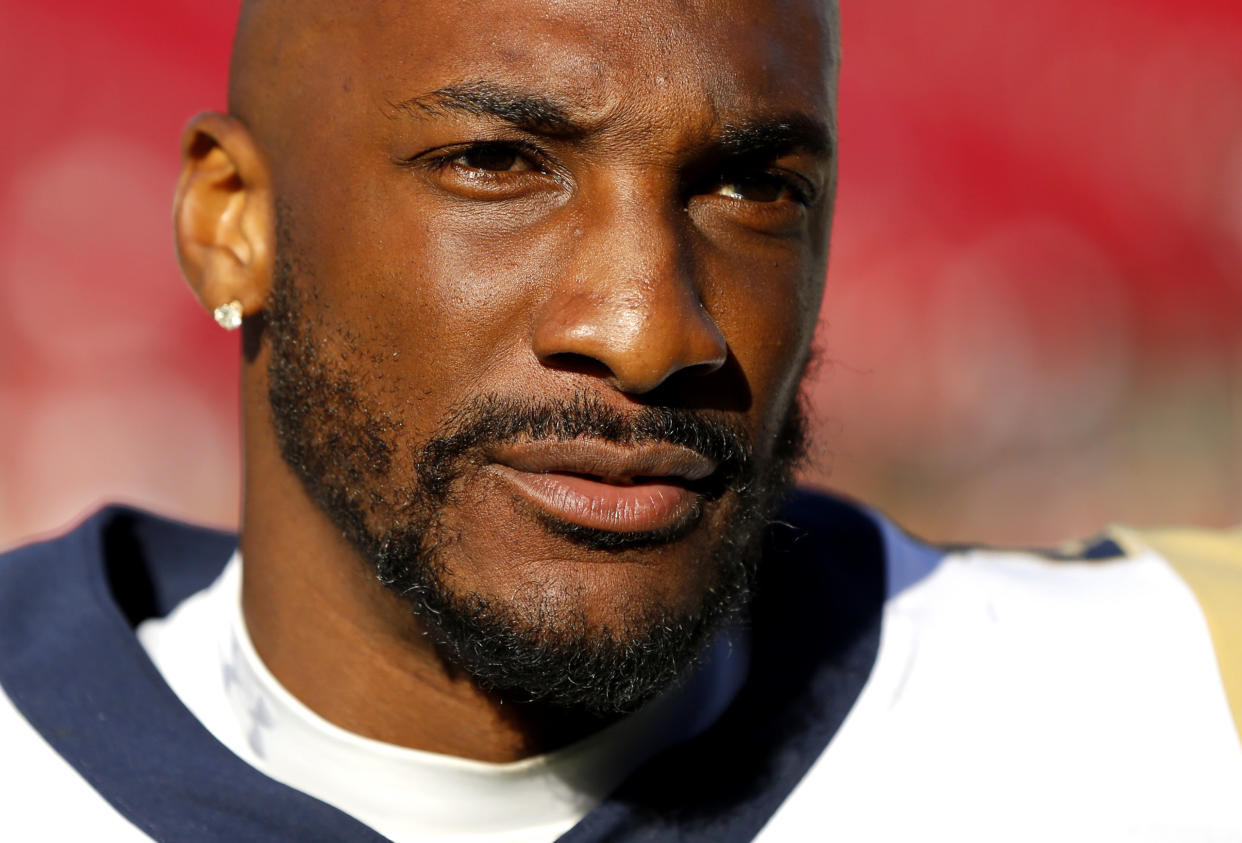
2,0,1240,549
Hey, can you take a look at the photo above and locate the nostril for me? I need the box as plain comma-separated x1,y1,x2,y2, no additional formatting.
681,359,724,378
539,352,615,380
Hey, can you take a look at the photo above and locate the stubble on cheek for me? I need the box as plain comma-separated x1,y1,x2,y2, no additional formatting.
263,252,424,540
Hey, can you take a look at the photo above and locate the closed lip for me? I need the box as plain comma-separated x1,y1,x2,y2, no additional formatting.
487,440,717,534
490,440,717,483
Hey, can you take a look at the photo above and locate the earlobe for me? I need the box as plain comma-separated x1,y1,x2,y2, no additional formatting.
173,111,274,327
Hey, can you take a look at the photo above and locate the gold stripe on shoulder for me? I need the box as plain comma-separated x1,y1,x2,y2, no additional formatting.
1110,526,1242,744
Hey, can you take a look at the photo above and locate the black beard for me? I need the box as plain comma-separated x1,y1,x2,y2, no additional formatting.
263,246,808,714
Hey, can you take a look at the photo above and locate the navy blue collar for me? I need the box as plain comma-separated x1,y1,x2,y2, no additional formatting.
0,493,884,842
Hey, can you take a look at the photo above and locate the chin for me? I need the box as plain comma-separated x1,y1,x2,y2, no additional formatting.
364,484,760,713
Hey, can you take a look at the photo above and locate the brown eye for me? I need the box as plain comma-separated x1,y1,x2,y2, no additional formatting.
453,145,533,172
715,172,794,203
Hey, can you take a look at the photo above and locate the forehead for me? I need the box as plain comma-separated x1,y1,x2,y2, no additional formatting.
304,0,836,127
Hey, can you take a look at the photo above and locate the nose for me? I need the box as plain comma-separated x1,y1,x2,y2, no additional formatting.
532,199,728,396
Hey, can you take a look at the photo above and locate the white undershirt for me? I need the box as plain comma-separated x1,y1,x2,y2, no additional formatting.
137,554,747,843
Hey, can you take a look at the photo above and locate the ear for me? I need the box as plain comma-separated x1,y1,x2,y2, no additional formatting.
173,112,274,325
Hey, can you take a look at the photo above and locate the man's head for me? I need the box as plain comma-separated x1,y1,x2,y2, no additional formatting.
174,0,839,714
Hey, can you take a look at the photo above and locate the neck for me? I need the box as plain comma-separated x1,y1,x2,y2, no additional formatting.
238,379,609,762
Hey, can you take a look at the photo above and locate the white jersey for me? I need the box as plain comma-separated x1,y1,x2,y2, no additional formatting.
759,524,1242,842
1,495,1239,841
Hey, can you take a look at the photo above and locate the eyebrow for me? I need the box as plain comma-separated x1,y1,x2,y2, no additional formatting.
392,81,581,136
393,80,835,160
716,115,836,160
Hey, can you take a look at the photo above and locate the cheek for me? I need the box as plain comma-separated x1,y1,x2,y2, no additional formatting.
705,252,822,440
284,188,575,405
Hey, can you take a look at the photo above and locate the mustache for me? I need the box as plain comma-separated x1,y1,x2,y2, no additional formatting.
415,392,756,498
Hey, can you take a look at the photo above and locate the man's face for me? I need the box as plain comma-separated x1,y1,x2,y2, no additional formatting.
255,0,837,710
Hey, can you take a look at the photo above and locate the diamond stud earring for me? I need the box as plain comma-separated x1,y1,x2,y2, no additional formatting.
213,300,243,331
